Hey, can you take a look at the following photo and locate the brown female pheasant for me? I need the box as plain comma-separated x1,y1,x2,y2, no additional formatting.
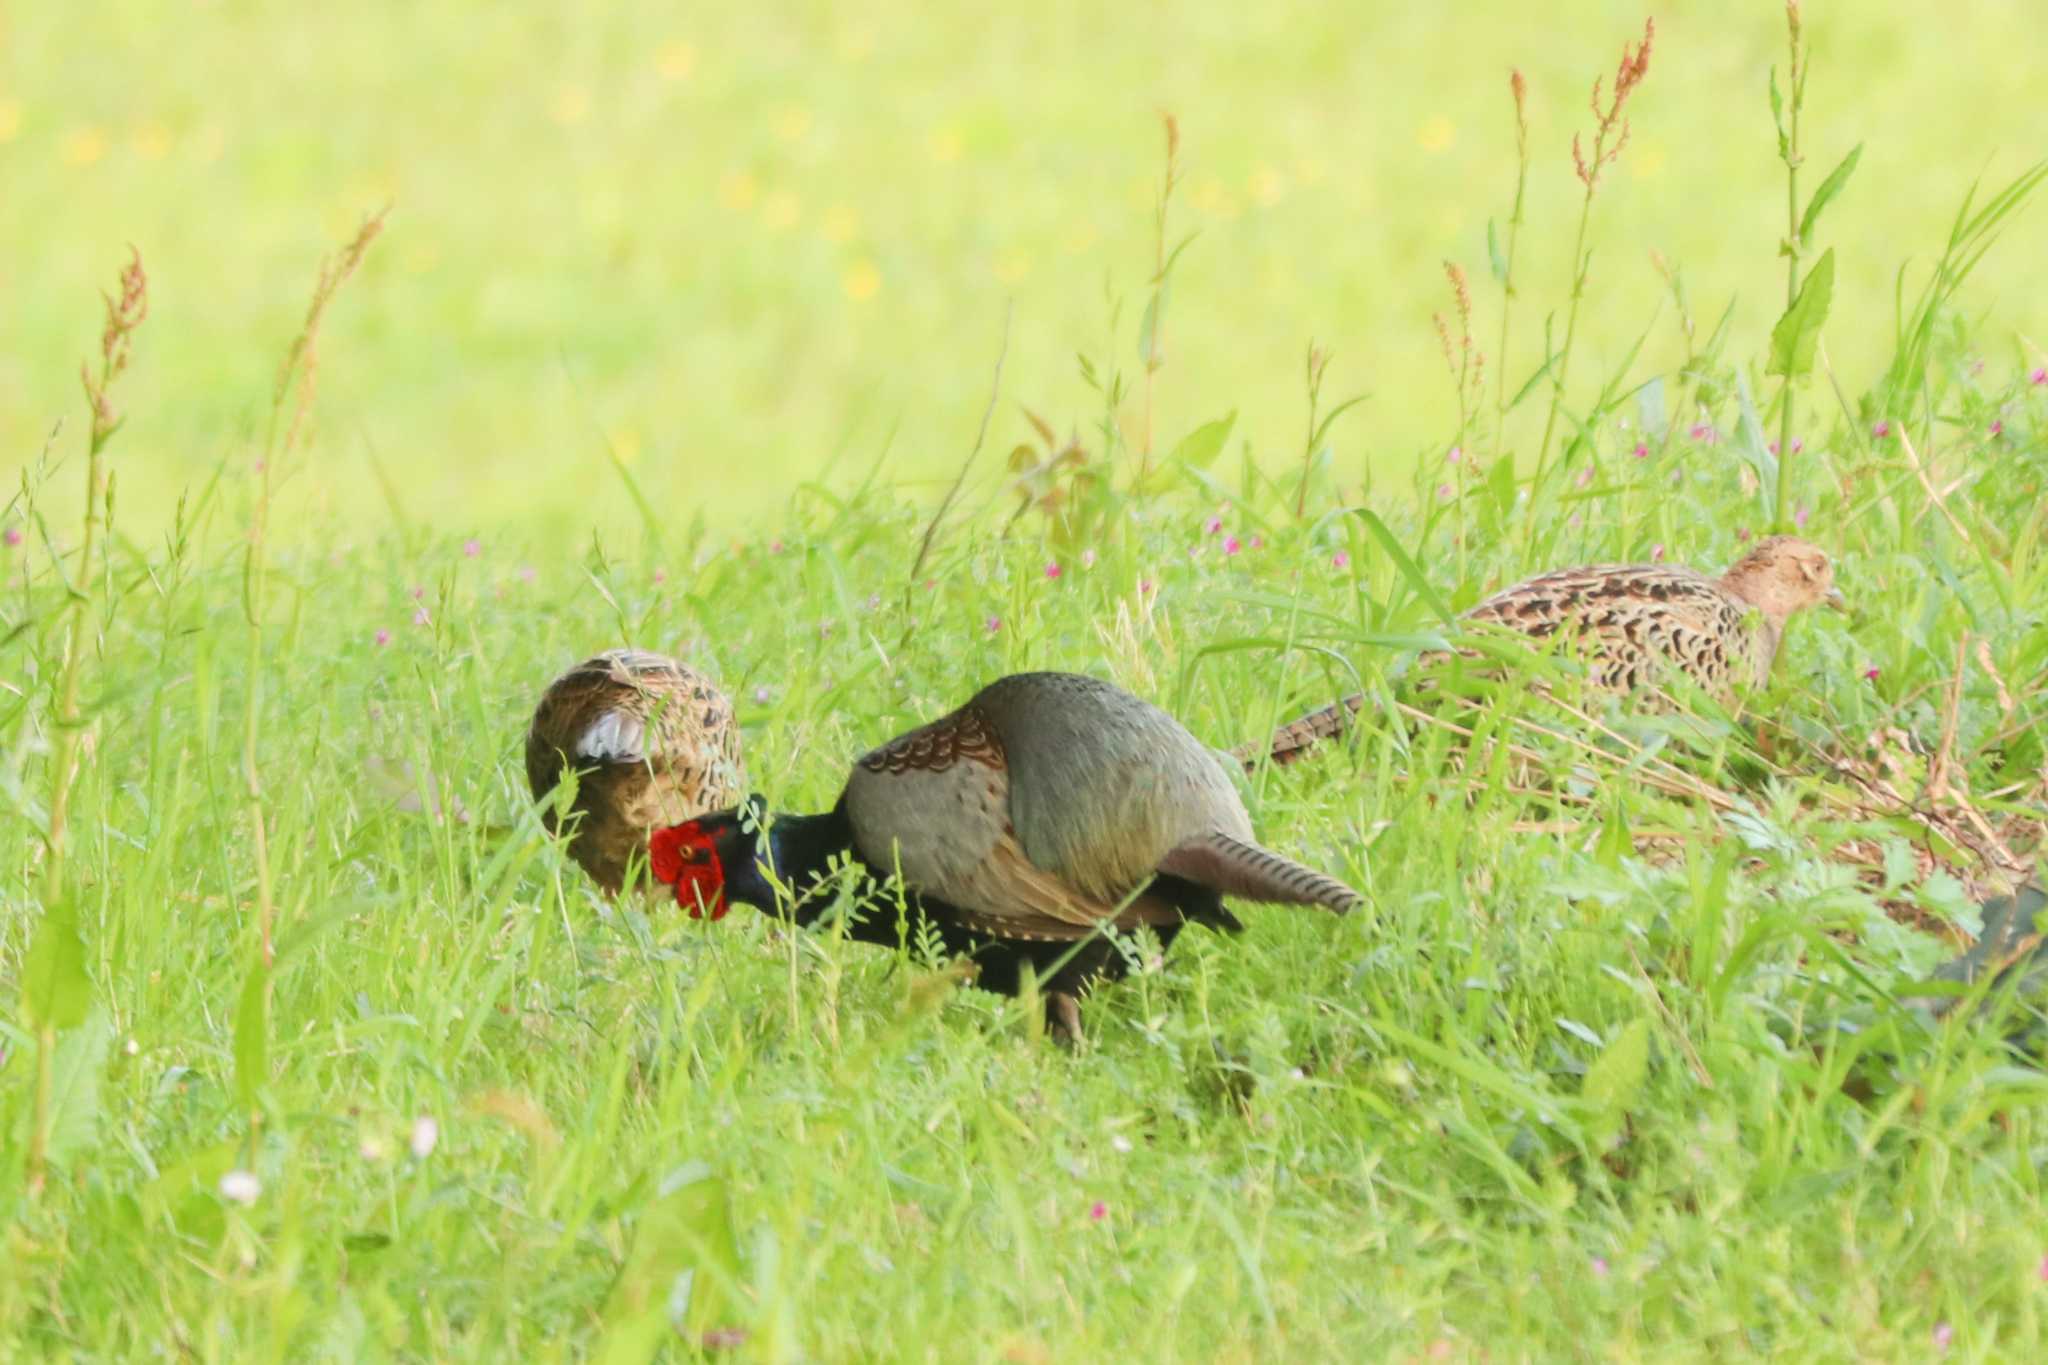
1262,536,1845,765
525,649,744,894
647,672,1360,1039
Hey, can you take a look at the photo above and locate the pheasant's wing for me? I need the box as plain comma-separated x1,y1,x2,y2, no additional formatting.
972,671,1256,901
1471,566,1754,694
845,706,1128,938
530,650,741,796
941,839,1174,942
575,707,649,763
526,660,627,800
1616,601,1749,692
1156,831,1360,914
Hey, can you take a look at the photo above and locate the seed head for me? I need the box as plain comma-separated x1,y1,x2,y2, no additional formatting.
1443,260,1473,324
1574,19,1655,190
101,248,150,382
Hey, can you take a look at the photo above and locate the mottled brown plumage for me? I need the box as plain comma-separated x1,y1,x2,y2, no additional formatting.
1261,537,1843,765
525,649,744,893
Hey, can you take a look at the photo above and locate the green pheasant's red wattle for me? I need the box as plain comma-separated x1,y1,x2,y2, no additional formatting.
648,824,729,920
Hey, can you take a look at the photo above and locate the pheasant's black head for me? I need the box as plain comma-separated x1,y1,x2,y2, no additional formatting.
648,796,767,920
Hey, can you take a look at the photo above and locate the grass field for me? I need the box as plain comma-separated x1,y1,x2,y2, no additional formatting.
6,2,2048,533
8,3,2048,1360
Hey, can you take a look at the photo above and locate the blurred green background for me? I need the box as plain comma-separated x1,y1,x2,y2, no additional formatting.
5,1,2045,535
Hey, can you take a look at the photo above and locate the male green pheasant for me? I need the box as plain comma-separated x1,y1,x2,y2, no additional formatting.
648,671,1360,1040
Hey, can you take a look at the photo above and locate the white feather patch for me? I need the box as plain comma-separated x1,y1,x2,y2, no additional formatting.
576,710,646,764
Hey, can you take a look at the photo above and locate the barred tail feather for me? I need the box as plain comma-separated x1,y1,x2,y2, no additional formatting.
1253,692,1367,768
1158,831,1361,915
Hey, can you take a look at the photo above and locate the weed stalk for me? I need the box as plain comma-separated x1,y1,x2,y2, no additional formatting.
1772,2,1807,529
1491,70,1530,469
232,211,383,1156
244,210,385,968
1137,113,1185,482
1297,344,1332,517
1436,262,1484,579
1530,20,1655,547
28,251,148,1200
45,251,146,908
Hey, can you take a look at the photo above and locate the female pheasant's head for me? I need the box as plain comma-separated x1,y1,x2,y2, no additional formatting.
1722,536,1847,621
648,797,766,920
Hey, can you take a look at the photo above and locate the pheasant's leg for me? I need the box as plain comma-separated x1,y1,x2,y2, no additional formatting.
1047,991,1084,1046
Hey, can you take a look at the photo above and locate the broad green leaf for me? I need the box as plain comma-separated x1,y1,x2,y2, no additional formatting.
1798,144,1863,244
1166,412,1236,470
142,1138,241,1240
1635,376,1666,443
1155,229,1201,285
1349,509,1455,627
1732,374,1778,505
1766,248,1835,379
1596,800,1632,871
1506,349,1558,412
21,900,92,1032
233,960,270,1111
42,1010,112,1173
1485,447,1518,519
598,1162,744,1364
1582,1017,1652,1117
274,899,365,967
1310,394,1370,453
1556,1017,1603,1048
1137,288,1166,369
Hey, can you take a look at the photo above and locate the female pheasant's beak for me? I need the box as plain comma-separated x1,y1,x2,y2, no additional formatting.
649,822,730,920
1824,586,1849,612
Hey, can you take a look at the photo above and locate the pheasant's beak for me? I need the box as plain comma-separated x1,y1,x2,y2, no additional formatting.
1824,586,1849,613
